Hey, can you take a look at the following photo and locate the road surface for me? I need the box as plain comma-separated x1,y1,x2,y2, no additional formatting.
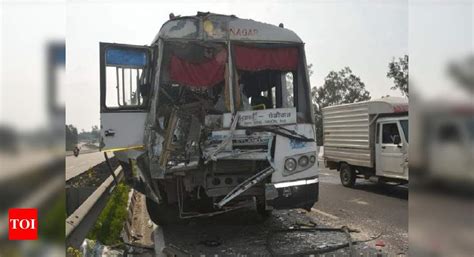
310,167,408,255
89,151,407,256
0,148,62,181
129,167,407,256
66,151,111,181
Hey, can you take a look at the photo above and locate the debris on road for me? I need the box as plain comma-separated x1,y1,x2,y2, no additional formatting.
155,209,385,256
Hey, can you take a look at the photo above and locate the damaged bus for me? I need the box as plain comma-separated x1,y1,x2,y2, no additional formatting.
99,12,318,224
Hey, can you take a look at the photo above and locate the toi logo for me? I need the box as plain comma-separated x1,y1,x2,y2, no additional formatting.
8,208,38,240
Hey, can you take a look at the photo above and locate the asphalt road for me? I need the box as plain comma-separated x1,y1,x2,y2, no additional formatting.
0,148,61,181
65,151,110,180
310,167,408,255
146,167,407,256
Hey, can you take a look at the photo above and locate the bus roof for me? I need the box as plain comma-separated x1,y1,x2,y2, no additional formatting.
152,12,303,44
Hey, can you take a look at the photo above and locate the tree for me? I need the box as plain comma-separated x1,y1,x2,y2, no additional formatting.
311,67,371,145
65,124,78,151
91,125,100,142
387,55,408,97
78,125,101,143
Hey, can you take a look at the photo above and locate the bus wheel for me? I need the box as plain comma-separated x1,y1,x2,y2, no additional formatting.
340,163,356,187
145,197,181,225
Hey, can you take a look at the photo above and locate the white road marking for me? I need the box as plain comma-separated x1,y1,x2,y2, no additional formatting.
350,198,369,205
311,208,339,220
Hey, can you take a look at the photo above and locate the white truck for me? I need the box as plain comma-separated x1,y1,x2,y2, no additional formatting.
410,98,474,186
322,97,408,187
99,12,318,224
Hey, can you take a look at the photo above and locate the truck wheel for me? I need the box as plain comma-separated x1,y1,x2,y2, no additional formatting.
145,197,181,225
340,164,356,187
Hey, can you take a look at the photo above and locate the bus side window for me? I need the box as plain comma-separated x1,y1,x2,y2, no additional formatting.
101,45,151,110
105,67,145,108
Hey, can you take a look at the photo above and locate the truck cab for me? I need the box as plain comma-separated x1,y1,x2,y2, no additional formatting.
375,116,409,181
410,101,474,186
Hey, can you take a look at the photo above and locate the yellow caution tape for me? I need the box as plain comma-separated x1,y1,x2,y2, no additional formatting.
102,145,145,152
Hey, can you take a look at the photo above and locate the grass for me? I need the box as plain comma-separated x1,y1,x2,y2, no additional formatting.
87,182,130,245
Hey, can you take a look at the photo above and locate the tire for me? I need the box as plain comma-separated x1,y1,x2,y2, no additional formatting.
145,197,181,225
340,163,356,187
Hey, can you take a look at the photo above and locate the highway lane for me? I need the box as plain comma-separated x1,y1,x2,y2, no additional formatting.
0,148,62,181
142,164,406,256
66,151,112,181
310,167,408,255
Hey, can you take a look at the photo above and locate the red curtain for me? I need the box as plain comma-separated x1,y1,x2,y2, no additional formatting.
169,50,227,88
234,46,298,71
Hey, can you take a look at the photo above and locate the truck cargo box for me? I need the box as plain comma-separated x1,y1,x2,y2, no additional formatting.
322,97,408,168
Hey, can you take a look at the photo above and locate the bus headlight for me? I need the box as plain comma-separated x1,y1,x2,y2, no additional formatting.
283,152,317,176
284,158,297,171
298,156,309,167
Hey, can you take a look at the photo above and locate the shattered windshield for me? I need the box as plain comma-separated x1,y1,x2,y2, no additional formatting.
152,41,313,169
234,44,312,123
157,42,312,122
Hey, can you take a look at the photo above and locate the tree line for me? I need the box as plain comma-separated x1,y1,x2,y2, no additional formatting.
65,125,100,151
311,54,408,145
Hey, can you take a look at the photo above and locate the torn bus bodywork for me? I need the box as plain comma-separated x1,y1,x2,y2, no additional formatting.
99,12,318,224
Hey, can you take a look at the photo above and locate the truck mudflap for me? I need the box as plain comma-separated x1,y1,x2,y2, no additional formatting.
266,177,319,211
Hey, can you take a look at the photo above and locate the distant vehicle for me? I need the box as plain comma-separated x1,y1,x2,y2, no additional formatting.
73,146,80,157
98,12,318,224
410,100,474,186
322,97,408,187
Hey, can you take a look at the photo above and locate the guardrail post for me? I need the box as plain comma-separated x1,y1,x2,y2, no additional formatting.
104,152,119,185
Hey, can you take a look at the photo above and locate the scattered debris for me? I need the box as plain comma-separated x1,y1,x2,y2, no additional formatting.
199,239,222,247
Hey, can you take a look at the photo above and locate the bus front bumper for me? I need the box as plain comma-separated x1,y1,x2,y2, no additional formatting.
266,177,319,211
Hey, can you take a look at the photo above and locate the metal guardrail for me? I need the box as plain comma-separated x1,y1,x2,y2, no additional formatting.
66,151,115,181
66,167,122,249
0,155,64,240
0,172,63,239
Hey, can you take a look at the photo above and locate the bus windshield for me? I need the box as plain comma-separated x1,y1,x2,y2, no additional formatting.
158,41,312,123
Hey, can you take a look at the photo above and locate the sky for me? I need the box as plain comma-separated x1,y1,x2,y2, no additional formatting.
1,1,65,131
409,0,473,100
1,1,471,132
65,0,408,131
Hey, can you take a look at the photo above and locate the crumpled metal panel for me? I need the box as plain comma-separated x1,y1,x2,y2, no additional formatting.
158,18,200,40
